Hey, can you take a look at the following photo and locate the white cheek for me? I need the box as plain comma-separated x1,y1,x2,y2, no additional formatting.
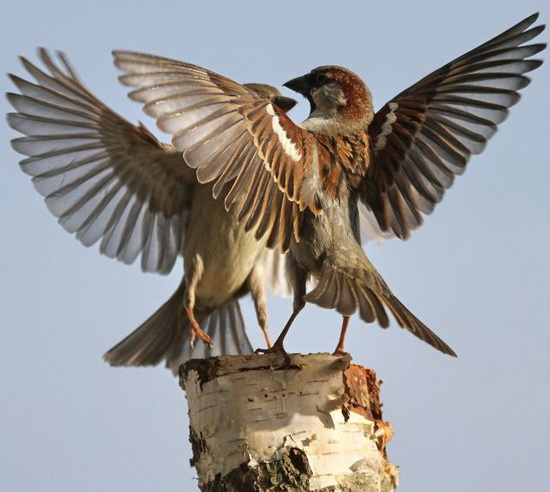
312,84,346,113
266,104,302,162
374,102,398,152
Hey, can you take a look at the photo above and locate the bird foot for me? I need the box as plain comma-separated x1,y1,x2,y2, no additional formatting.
255,343,287,356
255,343,294,367
189,324,214,348
332,348,349,356
187,309,213,348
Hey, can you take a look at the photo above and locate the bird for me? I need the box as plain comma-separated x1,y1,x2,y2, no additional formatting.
111,13,546,357
6,49,298,373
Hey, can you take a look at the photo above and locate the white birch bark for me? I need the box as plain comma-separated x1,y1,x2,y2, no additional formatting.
180,353,398,491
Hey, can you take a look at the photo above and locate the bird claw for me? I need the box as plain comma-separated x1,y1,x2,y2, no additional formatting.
255,343,287,356
332,348,349,357
186,306,214,348
188,322,214,348
255,343,294,367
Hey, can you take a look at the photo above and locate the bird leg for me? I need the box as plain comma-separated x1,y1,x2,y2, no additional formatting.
184,255,213,348
256,256,307,355
332,316,350,355
262,325,273,348
255,304,303,355
185,305,213,347
256,254,309,356
246,266,272,348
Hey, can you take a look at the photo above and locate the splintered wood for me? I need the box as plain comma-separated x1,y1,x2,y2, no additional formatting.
180,353,398,491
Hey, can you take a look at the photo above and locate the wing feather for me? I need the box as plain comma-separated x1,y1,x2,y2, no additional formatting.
361,14,545,239
115,50,322,251
8,49,195,274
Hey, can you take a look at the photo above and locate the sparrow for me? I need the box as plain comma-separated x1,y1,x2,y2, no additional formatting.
6,49,297,373
112,13,545,357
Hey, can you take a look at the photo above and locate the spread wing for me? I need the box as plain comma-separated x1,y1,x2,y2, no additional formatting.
114,51,323,252
361,13,546,239
7,49,196,274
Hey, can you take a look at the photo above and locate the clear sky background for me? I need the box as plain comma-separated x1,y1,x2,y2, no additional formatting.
1,1,548,491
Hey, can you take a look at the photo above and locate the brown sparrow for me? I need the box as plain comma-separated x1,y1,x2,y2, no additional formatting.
113,14,545,357
7,50,297,373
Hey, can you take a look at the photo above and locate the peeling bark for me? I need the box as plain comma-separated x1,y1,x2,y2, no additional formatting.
180,353,398,491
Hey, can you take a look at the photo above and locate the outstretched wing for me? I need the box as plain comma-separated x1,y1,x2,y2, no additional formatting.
7,49,196,274
114,51,322,252
361,13,546,239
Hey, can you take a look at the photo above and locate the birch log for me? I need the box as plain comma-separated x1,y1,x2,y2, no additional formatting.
180,353,398,491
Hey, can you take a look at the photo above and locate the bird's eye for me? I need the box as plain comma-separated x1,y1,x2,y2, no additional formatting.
311,71,329,86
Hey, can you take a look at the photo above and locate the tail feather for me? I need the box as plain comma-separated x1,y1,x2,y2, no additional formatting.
381,293,457,357
104,279,254,375
305,263,456,357
358,283,389,328
165,299,253,374
104,280,186,368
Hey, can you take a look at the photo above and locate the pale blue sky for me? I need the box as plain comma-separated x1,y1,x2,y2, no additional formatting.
1,1,549,491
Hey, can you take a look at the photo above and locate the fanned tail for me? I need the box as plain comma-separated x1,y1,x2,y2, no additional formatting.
165,298,253,374
304,263,456,357
103,279,254,375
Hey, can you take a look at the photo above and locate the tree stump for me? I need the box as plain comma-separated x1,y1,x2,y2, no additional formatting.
180,353,398,491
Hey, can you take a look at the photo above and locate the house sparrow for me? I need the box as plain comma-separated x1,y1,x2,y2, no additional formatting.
6,49,297,373
112,13,545,356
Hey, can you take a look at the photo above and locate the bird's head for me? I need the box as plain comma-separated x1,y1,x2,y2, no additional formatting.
284,66,373,133
243,83,297,113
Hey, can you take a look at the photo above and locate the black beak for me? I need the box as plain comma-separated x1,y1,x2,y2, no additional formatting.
272,95,297,113
283,74,311,96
